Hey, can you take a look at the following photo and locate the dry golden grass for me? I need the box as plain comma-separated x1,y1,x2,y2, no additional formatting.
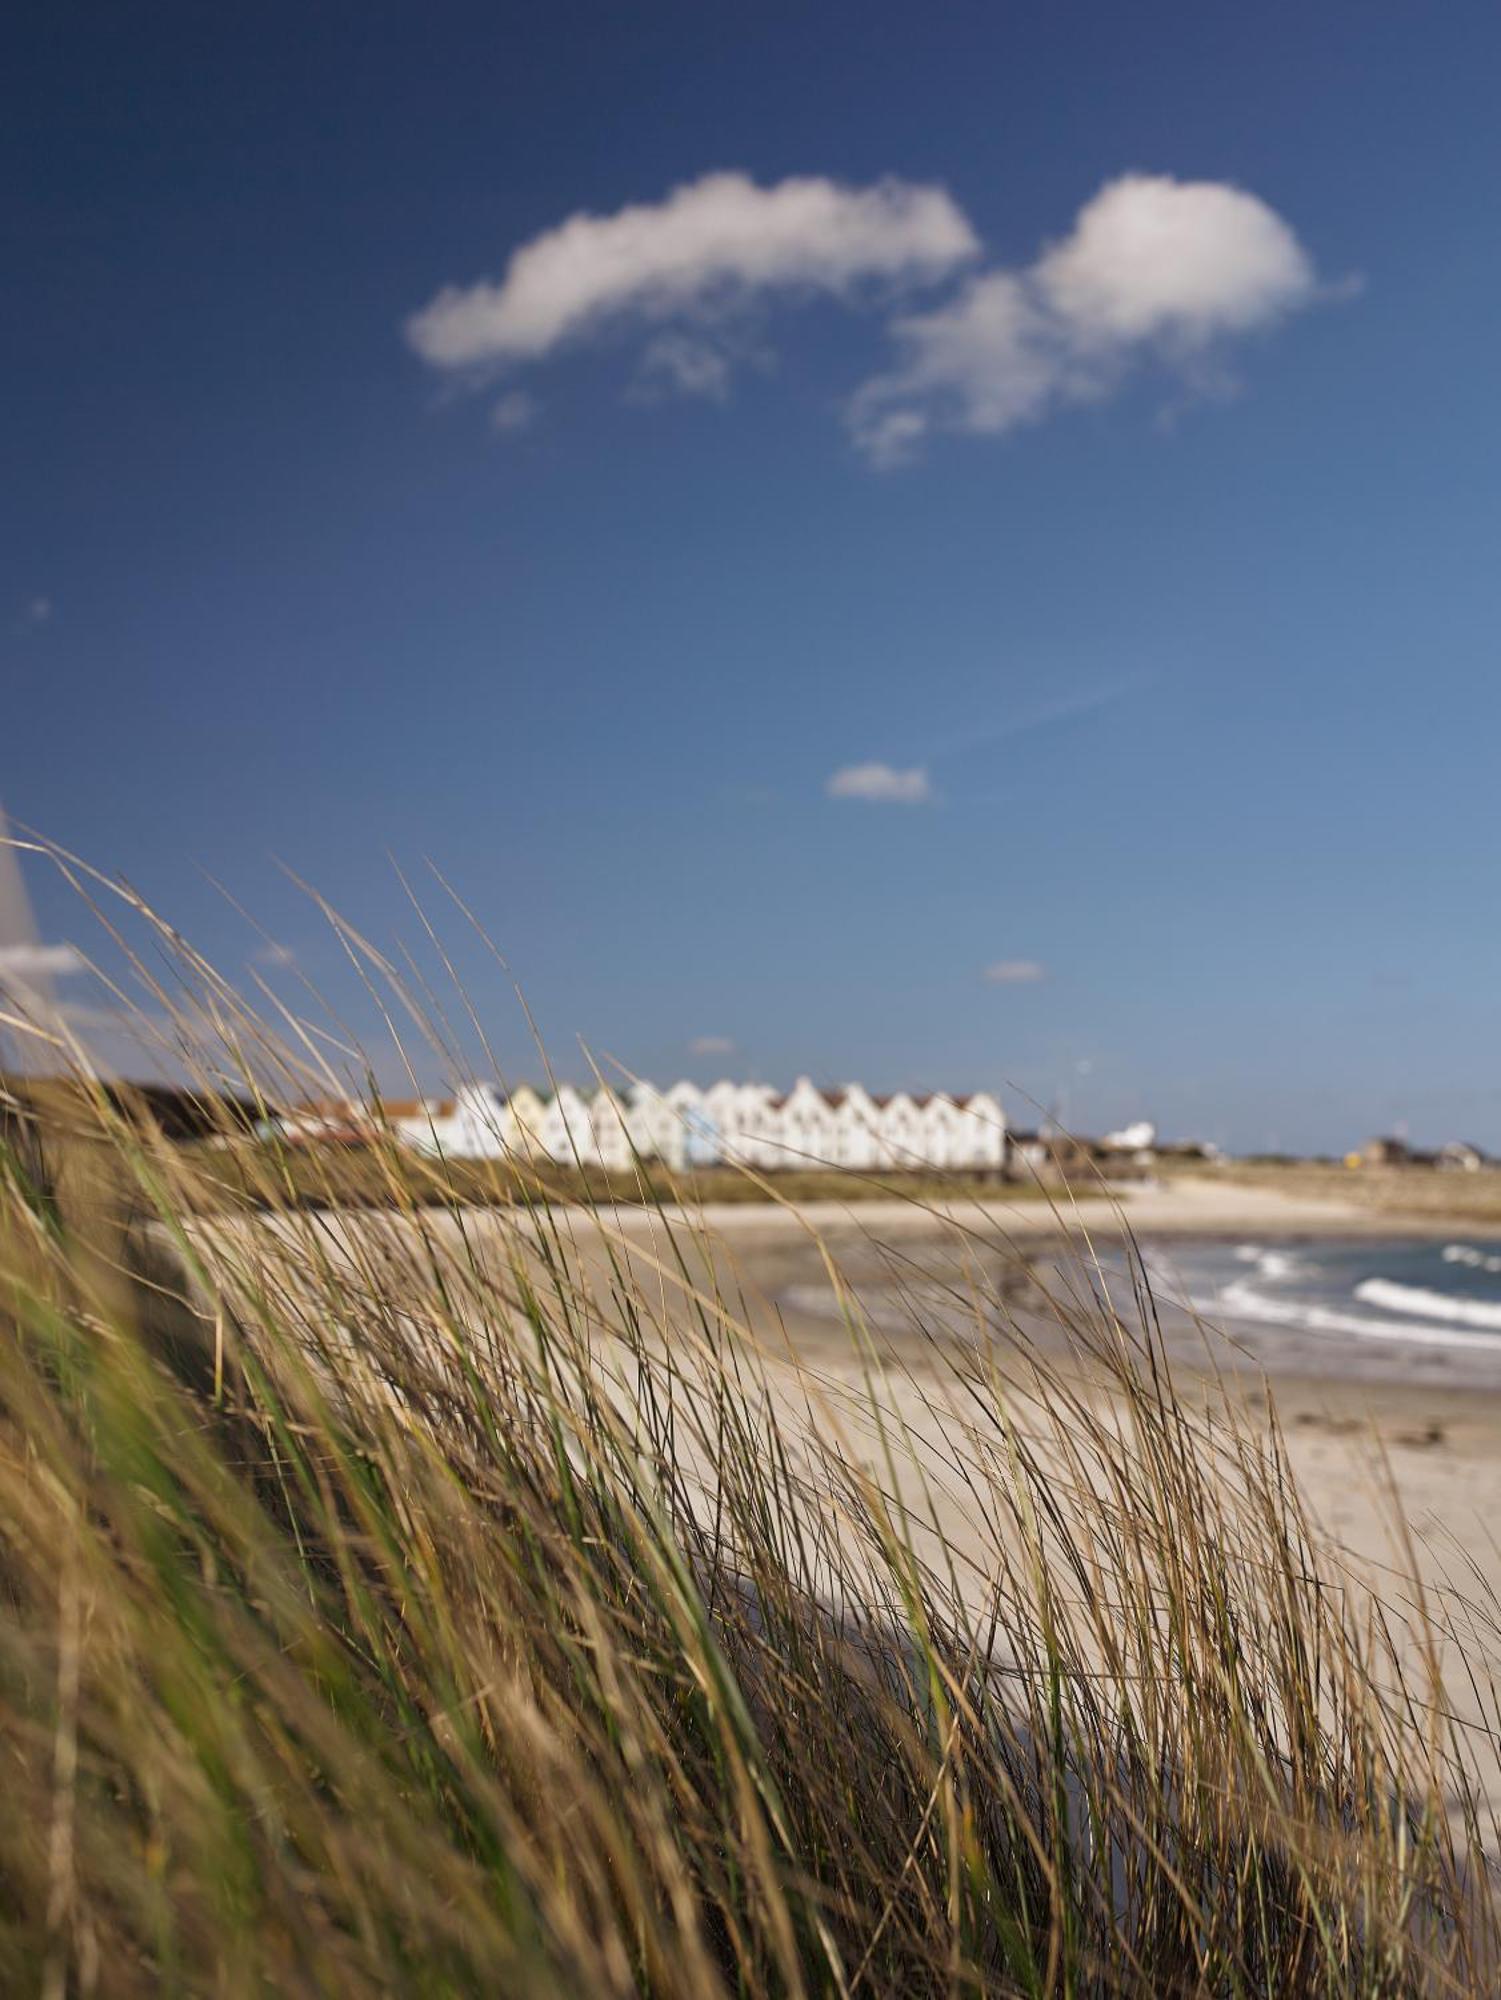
1178,1158,1501,1228
2,846,1500,1995
171,1141,1058,1216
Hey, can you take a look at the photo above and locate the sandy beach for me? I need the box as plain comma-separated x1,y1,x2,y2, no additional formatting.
209,1174,1501,1811
241,1173,1501,1593
535,1176,1501,1743
647,1168,1501,1248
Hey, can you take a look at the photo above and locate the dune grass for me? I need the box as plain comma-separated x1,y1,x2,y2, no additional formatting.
2,857,1500,1994
1172,1157,1501,1230
172,1140,1061,1216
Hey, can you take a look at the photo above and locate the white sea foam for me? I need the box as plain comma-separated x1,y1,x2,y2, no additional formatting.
1354,1277,1501,1332
1203,1280,1501,1352
1229,1244,1298,1281
1442,1242,1501,1274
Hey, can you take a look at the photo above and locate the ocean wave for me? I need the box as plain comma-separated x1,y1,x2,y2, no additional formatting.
1201,1281,1501,1352
1442,1242,1501,1274
1231,1244,1300,1281
1354,1277,1501,1332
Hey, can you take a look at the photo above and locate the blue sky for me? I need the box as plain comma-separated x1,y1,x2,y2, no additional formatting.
5,0,1501,1151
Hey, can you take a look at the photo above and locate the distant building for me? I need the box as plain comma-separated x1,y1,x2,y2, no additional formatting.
590,1086,634,1172
957,1093,1007,1171
1438,1140,1488,1173
1103,1120,1157,1154
267,1097,375,1146
1361,1136,1410,1168
776,1077,841,1169
875,1090,924,1168
360,1072,1008,1174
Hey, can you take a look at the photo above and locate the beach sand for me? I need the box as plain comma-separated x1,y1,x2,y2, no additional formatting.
206,1175,1501,1809
233,1173,1501,1615
692,1177,1501,1587
587,1176,1501,1788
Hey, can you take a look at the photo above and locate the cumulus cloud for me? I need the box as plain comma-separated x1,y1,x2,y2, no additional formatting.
407,170,978,376
1035,176,1315,341
690,1034,736,1056
408,168,1329,457
983,960,1046,985
850,174,1321,462
826,762,932,805
0,941,86,979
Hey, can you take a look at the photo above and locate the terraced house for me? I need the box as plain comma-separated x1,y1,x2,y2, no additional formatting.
381,1077,1006,1174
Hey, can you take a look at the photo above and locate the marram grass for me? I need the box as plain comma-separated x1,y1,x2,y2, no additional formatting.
1,855,1499,1995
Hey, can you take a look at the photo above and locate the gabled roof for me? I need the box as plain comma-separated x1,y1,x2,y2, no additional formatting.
379,1097,456,1120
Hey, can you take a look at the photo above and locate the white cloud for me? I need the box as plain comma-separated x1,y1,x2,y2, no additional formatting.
983,960,1046,985
851,405,931,471
253,942,298,968
408,168,1330,459
826,762,932,805
0,942,86,979
850,173,1321,462
491,389,540,433
636,332,733,401
1036,176,1315,344
690,1034,736,1055
406,169,978,378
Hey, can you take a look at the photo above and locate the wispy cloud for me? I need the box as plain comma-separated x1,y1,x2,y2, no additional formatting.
825,762,933,805
0,941,85,978
636,333,733,402
253,942,298,968
983,960,1046,985
925,675,1153,765
825,675,1149,810
690,1034,736,1055
491,389,540,433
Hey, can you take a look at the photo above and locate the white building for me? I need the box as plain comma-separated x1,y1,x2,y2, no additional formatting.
622,1081,681,1168
506,1084,549,1159
665,1079,720,1167
1103,1120,1157,1154
376,1072,1006,1175
874,1091,923,1168
775,1077,841,1169
829,1084,883,1170
955,1092,1006,1170
536,1085,595,1165
590,1085,635,1172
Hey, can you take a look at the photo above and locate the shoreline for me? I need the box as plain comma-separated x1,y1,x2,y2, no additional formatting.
587,1172,1501,1252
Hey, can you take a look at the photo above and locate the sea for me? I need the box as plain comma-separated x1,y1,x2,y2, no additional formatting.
781,1233,1501,1389
1132,1235,1501,1385
1153,1237,1501,1347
